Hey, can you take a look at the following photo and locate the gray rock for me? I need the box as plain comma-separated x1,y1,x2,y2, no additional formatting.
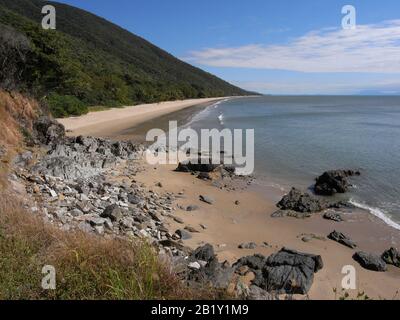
328,230,357,249
128,193,141,205
199,195,214,205
323,211,344,222
276,188,327,213
260,248,323,295
34,116,65,145
315,169,360,196
234,255,266,271
382,247,400,267
175,229,192,240
353,251,387,272
239,242,257,250
100,204,123,222
190,244,215,262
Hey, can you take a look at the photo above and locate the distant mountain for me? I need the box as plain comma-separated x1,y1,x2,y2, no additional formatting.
0,0,253,117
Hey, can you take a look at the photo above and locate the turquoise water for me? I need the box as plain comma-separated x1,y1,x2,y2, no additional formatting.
186,96,400,229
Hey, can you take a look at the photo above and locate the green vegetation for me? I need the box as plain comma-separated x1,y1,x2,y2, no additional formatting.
0,0,253,117
45,93,88,118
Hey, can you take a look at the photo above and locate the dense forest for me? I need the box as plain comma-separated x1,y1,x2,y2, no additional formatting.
0,0,253,117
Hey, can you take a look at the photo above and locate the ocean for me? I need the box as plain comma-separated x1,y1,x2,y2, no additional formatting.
185,96,400,230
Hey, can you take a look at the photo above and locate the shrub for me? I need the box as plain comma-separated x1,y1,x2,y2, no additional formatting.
46,93,88,118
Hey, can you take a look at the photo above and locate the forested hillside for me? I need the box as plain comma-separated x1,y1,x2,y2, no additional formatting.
0,0,252,117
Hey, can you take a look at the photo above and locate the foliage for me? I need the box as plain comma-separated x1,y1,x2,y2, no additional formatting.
0,0,254,117
45,93,88,118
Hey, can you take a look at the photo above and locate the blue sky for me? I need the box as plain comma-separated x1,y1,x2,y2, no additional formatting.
56,0,400,95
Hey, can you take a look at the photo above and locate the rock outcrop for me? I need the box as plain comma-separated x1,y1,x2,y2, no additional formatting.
328,230,357,249
353,251,387,272
382,247,400,268
314,170,360,196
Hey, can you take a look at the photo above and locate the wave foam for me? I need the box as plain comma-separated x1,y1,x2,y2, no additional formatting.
349,199,400,231
218,114,224,125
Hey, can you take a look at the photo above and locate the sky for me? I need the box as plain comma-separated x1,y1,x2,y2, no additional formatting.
56,0,400,95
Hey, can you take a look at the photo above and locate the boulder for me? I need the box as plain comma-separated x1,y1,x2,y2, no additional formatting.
101,204,123,222
353,251,387,272
175,159,220,173
314,170,360,196
260,248,323,295
233,255,266,271
328,230,357,249
238,242,257,250
34,116,65,145
190,244,215,262
175,229,192,240
276,188,327,213
323,211,344,222
382,247,400,268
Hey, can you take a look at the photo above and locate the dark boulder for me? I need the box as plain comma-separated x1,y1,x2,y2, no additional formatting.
175,229,192,240
190,244,215,262
175,159,220,173
314,170,360,196
382,247,400,268
353,251,387,272
276,188,327,213
260,248,323,295
271,209,312,219
328,230,357,249
34,116,65,145
101,204,123,222
187,245,234,289
233,254,266,271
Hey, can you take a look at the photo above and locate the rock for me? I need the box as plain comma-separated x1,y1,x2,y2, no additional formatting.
328,231,357,249
197,172,212,180
188,262,201,270
199,195,214,205
239,242,257,250
276,188,327,213
34,116,65,145
190,244,215,262
314,169,360,196
271,209,312,219
175,229,192,240
155,182,163,188
100,204,123,222
323,211,344,222
234,255,266,271
261,248,323,294
127,193,141,205
173,217,184,224
235,200,240,206
185,226,200,233
381,247,400,267
176,160,220,173
353,251,387,272
247,285,274,300
186,205,199,212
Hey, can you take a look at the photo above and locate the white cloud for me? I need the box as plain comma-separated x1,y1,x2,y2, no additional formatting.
234,78,400,95
186,20,400,73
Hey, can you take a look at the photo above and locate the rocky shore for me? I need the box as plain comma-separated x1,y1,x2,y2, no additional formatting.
8,117,400,299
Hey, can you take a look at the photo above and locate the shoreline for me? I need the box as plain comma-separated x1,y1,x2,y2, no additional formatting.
57,97,231,139
56,96,400,300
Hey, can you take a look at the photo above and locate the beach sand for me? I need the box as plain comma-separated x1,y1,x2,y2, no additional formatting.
59,98,400,300
57,98,226,139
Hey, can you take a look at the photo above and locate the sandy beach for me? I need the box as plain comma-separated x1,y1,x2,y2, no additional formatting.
59,98,400,300
57,98,227,138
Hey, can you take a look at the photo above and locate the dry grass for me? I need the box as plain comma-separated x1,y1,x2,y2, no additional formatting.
0,193,209,300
